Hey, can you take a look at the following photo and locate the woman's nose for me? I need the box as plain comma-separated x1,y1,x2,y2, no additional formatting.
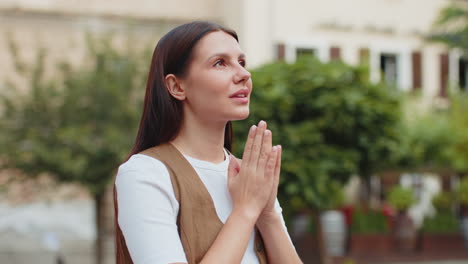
233,66,251,84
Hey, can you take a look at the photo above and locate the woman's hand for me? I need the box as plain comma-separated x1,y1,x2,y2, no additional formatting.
227,120,279,221
257,144,282,226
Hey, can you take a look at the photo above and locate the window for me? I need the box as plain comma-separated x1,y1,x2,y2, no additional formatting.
380,53,398,85
459,57,468,91
296,48,316,59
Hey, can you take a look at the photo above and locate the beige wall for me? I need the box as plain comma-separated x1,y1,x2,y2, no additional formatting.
0,8,186,93
273,0,449,38
233,0,454,97
0,0,221,21
0,0,460,98
0,0,243,93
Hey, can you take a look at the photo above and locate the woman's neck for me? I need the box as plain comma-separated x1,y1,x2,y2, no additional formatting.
170,115,227,164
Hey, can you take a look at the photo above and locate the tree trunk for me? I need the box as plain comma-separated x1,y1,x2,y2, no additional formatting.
94,184,115,264
94,193,104,264
313,211,331,264
359,174,372,208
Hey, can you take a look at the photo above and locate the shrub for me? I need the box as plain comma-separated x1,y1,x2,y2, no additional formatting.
387,186,415,211
432,191,454,210
351,209,389,234
422,209,459,234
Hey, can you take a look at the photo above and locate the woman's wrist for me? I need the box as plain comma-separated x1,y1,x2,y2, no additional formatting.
256,211,281,232
231,206,260,226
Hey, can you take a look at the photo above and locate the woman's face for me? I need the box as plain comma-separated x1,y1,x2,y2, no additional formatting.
179,31,252,123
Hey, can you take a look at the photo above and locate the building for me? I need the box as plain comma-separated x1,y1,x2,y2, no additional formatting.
0,0,463,99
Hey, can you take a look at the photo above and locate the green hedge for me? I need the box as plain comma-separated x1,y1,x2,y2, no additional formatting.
351,209,389,234
421,209,459,234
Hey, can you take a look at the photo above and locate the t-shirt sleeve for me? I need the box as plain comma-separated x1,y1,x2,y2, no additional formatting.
115,155,188,264
274,198,295,248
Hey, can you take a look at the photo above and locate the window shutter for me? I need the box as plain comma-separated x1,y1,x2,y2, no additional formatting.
412,51,422,90
359,48,370,66
439,53,449,97
276,43,285,61
330,46,341,61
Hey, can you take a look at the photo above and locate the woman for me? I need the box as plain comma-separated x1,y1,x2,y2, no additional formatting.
114,21,302,264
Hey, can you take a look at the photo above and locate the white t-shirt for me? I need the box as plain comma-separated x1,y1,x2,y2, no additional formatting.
115,149,292,264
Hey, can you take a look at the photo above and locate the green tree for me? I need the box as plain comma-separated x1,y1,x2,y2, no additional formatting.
394,98,453,172
233,57,402,216
0,34,150,264
430,3,468,54
429,2,468,175
445,95,468,175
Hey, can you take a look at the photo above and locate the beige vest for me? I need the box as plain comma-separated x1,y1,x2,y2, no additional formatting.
115,143,268,263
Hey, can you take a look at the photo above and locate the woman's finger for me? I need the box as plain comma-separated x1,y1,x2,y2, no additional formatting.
249,120,267,165
265,146,279,180
273,145,282,185
257,129,272,171
274,145,282,178
241,125,257,164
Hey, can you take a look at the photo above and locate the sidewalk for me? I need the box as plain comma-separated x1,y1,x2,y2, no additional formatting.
387,261,468,264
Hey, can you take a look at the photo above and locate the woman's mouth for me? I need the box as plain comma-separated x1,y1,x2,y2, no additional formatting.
229,89,250,104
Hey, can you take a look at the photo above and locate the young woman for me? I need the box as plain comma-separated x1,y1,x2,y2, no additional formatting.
114,21,303,264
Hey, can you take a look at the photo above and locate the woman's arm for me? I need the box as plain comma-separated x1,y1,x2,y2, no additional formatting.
116,157,188,264
201,121,278,263
199,207,257,264
255,139,303,263
257,214,303,264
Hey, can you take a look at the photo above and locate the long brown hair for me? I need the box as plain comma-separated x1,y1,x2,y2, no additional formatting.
129,21,237,156
115,21,238,263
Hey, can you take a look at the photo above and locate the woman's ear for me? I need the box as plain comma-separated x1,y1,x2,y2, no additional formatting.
165,74,186,100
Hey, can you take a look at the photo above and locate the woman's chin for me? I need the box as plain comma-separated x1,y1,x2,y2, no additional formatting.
230,110,250,121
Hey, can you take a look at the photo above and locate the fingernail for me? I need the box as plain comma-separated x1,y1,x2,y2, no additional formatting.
259,120,266,127
264,130,271,136
272,146,277,152
251,125,257,132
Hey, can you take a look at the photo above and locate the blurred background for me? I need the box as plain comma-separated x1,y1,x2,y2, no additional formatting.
1,0,468,264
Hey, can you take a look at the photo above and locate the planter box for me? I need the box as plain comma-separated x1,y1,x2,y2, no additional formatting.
421,233,465,251
350,234,392,255
293,233,322,264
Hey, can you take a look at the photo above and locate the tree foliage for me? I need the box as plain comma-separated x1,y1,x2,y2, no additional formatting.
429,3,468,54
445,95,468,174
394,99,453,171
429,2,468,174
0,33,151,264
233,57,402,212
0,34,149,195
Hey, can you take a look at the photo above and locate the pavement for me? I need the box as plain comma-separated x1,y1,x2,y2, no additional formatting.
338,258,468,264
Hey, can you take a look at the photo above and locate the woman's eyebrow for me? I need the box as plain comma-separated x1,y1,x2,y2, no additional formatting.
206,52,246,62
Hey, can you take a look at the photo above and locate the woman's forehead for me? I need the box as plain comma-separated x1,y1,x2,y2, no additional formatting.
193,31,243,60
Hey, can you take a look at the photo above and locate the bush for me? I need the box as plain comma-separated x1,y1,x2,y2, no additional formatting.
351,209,389,234
387,186,415,211
432,191,454,210
422,209,459,234
457,177,468,206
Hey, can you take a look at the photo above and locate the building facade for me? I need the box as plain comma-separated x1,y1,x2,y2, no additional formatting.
0,0,462,99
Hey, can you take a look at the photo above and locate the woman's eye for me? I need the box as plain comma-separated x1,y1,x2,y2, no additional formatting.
214,59,225,67
239,60,246,67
